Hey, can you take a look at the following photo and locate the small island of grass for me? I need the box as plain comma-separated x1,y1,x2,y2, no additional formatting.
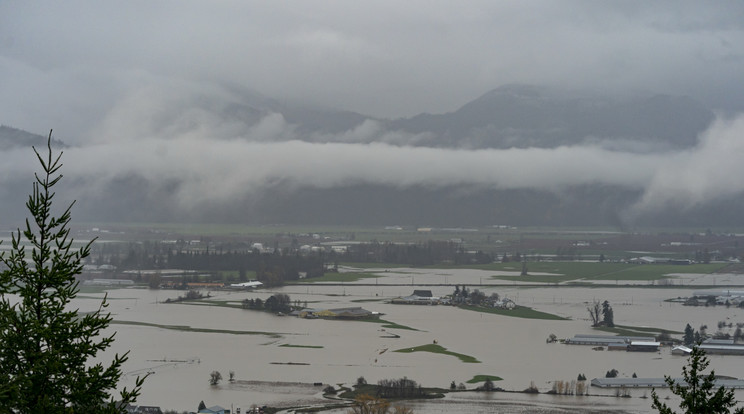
394,343,480,363
458,304,567,320
466,374,503,384
279,344,323,349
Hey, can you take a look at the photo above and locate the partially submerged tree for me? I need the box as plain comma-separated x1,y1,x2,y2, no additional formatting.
209,371,222,386
482,378,496,391
684,324,695,346
0,133,145,412
651,345,744,413
602,300,614,327
587,300,601,326
347,394,413,414
347,394,389,414
587,299,614,327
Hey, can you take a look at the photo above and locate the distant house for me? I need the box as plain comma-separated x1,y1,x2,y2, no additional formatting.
199,406,230,414
627,256,657,264
330,307,376,319
493,298,516,310
298,307,377,319
390,290,440,305
125,405,163,414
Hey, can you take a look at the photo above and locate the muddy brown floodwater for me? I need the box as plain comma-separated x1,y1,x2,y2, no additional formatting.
75,267,744,413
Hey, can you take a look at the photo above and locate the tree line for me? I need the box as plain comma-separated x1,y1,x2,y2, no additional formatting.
334,240,493,266
242,293,293,313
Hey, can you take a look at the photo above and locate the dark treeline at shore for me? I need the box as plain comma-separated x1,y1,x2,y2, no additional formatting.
340,240,494,266
94,240,496,287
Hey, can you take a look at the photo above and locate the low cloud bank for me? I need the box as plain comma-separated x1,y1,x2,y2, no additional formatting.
2,112,743,223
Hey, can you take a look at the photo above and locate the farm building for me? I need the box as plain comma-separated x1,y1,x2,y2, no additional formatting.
627,341,660,352
591,377,744,389
390,290,441,305
297,307,377,320
565,334,655,346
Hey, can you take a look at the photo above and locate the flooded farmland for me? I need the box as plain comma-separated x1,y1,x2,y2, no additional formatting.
78,268,744,413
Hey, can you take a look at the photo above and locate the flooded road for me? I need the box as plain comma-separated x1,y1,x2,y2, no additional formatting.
77,268,744,413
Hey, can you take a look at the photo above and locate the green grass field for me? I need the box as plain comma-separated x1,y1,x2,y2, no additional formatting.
292,272,383,283
466,374,503,384
478,262,725,284
338,383,447,401
458,304,568,320
595,324,682,337
394,344,480,363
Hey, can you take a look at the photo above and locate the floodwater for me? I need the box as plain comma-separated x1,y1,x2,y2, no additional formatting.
75,268,744,413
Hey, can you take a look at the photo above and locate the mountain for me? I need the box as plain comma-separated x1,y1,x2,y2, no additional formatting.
0,125,66,150
0,85,734,228
387,85,715,150
100,83,713,151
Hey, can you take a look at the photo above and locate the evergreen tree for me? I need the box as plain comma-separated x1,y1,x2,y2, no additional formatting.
0,134,145,412
684,324,695,346
652,346,744,414
602,300,614,327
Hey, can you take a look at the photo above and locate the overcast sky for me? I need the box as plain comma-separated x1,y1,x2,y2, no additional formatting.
2,1,744,134
2,1,744,224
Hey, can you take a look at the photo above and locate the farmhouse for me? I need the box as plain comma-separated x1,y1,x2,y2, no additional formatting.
390,290,441,305
690,290,744,306
125,405,163,414
492,298,516,310
198,405,231,414
298,307,378,320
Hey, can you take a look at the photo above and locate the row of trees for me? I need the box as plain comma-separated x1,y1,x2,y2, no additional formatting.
347,394,413,414
242,294,293,313
336,241,493,266
164,289,208,303
93,240,326,287
549,379,587,396
376,377,426,399
684,324,708,345
170,251,325,287
451,285,500,306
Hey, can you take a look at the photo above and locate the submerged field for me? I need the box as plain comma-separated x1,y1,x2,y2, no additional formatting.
78,264,744,413
62,224,744,412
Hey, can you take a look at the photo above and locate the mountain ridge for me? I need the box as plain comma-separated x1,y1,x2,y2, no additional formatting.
0,85,732,228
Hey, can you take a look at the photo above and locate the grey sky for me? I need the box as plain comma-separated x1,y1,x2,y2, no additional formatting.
2,1,744,223
2,1,743,133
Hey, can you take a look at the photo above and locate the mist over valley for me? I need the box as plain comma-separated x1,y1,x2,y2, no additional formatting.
2,85,742,229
